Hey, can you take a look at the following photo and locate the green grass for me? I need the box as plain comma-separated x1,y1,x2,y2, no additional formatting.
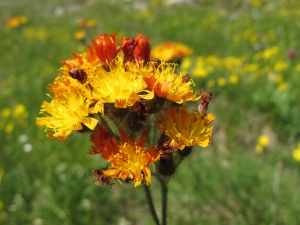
1,0,300,224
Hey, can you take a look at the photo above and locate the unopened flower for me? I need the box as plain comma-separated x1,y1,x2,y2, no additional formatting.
36,89,98,141
91,33,121,69
90,125,161,187
134,34,151,63
154,105,214,150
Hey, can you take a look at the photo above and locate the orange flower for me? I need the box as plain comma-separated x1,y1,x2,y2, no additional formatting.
90,125,161,187
91,33,121,68
134,34,151,63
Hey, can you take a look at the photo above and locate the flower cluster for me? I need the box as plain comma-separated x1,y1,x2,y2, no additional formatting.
36,32,214,187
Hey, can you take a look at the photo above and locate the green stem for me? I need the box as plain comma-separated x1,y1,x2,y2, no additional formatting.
143,185,160,225
161,180,168,225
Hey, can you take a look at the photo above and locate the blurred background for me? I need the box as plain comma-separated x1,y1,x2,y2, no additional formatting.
1,0,300,224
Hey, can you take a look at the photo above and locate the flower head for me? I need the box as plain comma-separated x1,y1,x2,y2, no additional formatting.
85,57,154,115
36,89,98,141
154,105,214,150
141,61,200,104
90,125,161,187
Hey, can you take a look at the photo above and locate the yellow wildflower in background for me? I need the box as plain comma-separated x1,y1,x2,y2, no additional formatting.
2,108,11,118
7,15,27,28
277,81,287,91
230,74,239,84
154,105,214,150
180,57,192,70
255,135,270,154
292,143,300,161
217,77,226,86
151,41,192,62
207,79,215,88
274,61,288,72
74,31,86,41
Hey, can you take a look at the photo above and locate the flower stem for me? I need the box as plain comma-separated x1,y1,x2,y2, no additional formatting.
143,185,160,225
161,180,168,225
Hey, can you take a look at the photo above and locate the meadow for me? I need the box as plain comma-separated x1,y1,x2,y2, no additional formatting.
1,0,300,224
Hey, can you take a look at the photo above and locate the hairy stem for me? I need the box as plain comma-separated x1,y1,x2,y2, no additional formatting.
143,185,160,225
161,180,168,225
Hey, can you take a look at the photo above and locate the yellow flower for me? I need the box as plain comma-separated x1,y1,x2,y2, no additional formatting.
274,61,288,72
142,61,200,104
90,125,161,187
13,104,28,119
86,19,97,27
36,89,98,141
7,16,27,28
230,74,239,84
151,41,192,62
8,17,20,28
277,81,287,92
2,108,11,118
74,31,86,41
5,123,14,133
154,105,214,150
86,58,154,115
207,79,215,88
255,144,264,154
180,57,192,70
257,135,270,147
217,77,226,86
292,143,300,162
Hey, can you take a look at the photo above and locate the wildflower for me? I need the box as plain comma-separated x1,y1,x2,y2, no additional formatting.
180,57,192,70
91,33,121,69
154,105,214,150
36,89,98,141
74,31,86,41
255,135,270,154
230,74,239,84
121,37,138,64
292,143,300,162
288,49,296,59
61,45,100,75
134,34,151,63
85,58,154,114
5,123,14,133
151,41,192,62
207,79,215,88
217,77,226,86
277,81,287,92
141,61,200,104
2,108,11,118
7,15,27,28
90,125,161,187
86,19,97,28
